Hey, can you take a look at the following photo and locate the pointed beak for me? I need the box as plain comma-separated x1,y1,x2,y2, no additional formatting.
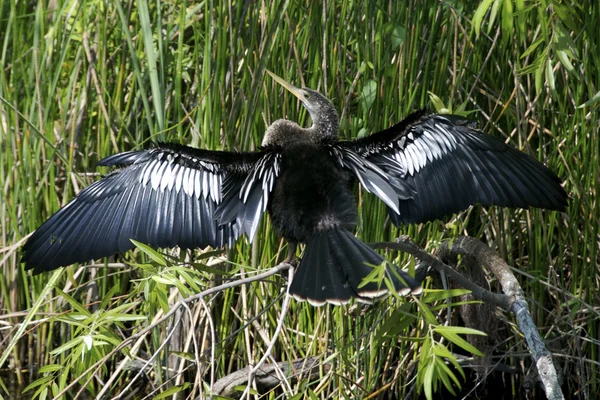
266,70,305,102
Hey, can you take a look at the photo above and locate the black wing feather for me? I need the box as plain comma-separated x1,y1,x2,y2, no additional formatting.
22,143,280,274
336,110,567,224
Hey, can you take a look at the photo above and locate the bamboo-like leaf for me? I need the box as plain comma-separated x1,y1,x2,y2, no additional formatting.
578,90,600,108
472,0,495,37
515,0,526,38
488,0,503,34
434,326,487,336
423,361,436,400
434,328,485,357
131,239,167,266
38,364,64,374
501,0,514,40
153,383,191,399
434,357,459,395
545,58,556,91
23,376,55,393
432,342,463,375
421,288,472,303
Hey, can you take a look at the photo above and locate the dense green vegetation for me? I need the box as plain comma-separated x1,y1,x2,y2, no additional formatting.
0,0,597,398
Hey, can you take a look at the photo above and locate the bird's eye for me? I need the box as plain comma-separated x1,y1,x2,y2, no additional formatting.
304,92,310,100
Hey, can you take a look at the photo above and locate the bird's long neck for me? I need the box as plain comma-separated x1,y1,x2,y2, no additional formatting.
307,105,339,143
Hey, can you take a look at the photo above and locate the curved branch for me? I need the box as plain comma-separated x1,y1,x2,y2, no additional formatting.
212,356,329,398
371,236,511,309
374,235,563,400
437,236,564,400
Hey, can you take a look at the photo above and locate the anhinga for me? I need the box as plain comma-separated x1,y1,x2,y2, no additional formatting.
22,71,568,306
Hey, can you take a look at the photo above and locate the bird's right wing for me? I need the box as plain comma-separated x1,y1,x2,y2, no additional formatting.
335,110,567,224
22,143,281,274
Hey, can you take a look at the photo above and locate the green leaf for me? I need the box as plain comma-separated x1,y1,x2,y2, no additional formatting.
556,49,574,72
360,80,378,113
423,361,435,400
375,302,417,344
152,275,177,285
578,90,600,108
545,58,555,91
131,239,167,266
488,0,502,34
170,351,195,361
417,300,439,326
432,342,463,375
427,92,449,113
153,383,191,399
434,329,484,357
357,127,369,138
50,336,84,355
501,0,514,40
535,60,544,94
421,288,472,303
54,288,91,317
23,376,55,393
233,385,258,395
434,357,458,395
99,284,120,310
520,37,544,59
38,364,63,374
391,25,406,49
434,325,487,336
472,0,495,37
430,300,482,312
515,0,526,38
191,261,231,275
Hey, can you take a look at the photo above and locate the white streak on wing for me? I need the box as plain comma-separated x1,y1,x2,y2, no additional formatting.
141,160,156,185
435,123,456,152
200,171,210,199
182,167,192,196
397,150,409,177
248,196,264,241
216,174,222,203
419,139,430,168
410,142,422,174
210,173,220,203
397,135,406,149
422,130,439,160
193,169,202,199
173,164,183,193
411,137,426,170
151,160,167,190
160,163,173,191
404,145,415,176
368,180,400,214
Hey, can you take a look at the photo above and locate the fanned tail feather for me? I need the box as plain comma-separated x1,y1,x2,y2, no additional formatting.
290,229,422,306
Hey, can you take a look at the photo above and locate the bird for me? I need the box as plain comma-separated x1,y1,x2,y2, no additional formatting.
22,70,568,306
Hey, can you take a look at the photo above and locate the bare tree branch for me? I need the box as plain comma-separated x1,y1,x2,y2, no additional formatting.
211,356,329,398
437,236,564,400
374,235,564,400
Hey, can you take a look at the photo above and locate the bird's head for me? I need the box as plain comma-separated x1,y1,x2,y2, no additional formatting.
266,70,339,143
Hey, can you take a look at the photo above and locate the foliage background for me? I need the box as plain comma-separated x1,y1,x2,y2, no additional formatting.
0,0,598,398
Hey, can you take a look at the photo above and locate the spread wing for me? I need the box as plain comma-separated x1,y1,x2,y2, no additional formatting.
333,110,567,224
22,143,281,274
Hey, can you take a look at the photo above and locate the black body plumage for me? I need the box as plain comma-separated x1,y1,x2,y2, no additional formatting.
22,73,567,306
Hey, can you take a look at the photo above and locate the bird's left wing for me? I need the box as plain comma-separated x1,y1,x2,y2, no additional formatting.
22,143,281,274
333,110,567,224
